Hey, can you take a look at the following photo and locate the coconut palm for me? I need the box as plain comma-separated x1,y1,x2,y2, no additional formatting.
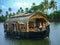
43,0,49,14
8,8,12,13
20,7,22,13
8,8,12,18
16,12,19,14
21,9,24,13
6,11,8,15
49,0,57,11
30,3,38,12
44,0,48,9
6,11,9,18
13,12,15,15
39,2,45,13
20,7,22,10
25,8,29,13
18,10,20,14
32,3,35,6
0,9,2,14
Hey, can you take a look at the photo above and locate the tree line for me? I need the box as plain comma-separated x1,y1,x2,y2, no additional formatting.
0,0,60,22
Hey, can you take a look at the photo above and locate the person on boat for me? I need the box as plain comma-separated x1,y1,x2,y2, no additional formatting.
39,22,42,30
29,27,35,32
42,22,46,31
34,26,40,32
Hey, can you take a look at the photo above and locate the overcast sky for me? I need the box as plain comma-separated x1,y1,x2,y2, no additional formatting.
0,0,60,15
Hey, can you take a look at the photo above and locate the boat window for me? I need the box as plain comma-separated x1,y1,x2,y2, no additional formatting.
9,24,14,31
17,24,26,32
29,21,34,28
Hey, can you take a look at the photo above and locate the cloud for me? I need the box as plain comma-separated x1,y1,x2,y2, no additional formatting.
13,2,32,8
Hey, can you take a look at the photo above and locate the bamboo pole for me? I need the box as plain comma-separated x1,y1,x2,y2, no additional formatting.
16,23,18,31
14,23,16,31
27,22,29,32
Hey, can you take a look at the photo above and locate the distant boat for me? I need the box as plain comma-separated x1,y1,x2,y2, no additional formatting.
4,12,50,39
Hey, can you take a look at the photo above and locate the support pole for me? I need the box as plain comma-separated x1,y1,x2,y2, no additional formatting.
27,22,29,32
14,23,16,31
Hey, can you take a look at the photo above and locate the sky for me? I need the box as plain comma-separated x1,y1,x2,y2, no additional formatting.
0,0,60,16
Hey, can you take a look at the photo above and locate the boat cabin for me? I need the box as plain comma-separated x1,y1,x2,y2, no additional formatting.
4,12,49,32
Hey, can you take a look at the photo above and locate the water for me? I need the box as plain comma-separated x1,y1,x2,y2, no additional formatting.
0,22,60,45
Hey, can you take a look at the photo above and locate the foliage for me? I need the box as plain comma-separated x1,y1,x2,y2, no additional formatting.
0,9,2,14
8,8,12,12
0,0,59,22
30,6,39,12
25,8,29,13
49,10,60,22
0,15,7,22
49,0,57,10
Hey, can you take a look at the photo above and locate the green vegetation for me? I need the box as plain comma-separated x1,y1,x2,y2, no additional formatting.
0,0,60,22
49,10,60,22
0,15,7,22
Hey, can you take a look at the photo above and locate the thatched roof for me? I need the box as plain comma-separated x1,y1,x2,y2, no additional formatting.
5,12,49,24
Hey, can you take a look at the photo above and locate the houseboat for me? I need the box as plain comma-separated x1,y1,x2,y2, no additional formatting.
4,12,50,39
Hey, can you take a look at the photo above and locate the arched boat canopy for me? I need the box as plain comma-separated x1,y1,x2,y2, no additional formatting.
5,12,49,24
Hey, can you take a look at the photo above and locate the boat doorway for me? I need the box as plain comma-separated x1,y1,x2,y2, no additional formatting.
29,18,47,32
35,18,46,28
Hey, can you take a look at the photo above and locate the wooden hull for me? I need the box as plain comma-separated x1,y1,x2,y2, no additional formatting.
4,25,50,39
5,29,50,39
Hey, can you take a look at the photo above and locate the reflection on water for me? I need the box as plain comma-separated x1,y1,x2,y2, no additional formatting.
0,22,60,45
4,37,50,45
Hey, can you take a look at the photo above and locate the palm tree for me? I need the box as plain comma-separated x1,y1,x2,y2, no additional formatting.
6,11,8,18
13,12,15,15
43,0,49,14
20,7,22,10
44,0,48,8
0,9,2,14
32,3,35,7
21,9,24,13
8,8,12,13
8,8,12,18
39,2,45,13
16,12,19,14
25,8,29,13
20,7,22,13
30,3,37,12
6,11,8,15
55,6,57,10
49,0,57,11
18,10,20,14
